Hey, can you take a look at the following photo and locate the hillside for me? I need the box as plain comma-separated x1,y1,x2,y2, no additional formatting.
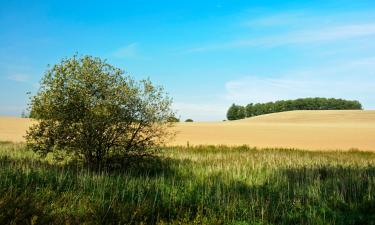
239,110,375,124
172,110,375,150
1,110,375,150
0,117,35,143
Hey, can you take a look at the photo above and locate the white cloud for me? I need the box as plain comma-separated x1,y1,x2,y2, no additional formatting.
7,74,29,82
173,102,228,121
243,11,307,27
224,58,375,108
113,43,139,58
173,58,375,121
284,23,375,43
185,23,375,52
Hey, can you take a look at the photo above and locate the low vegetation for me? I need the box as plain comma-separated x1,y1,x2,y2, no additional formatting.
167,116,180,123
1,142,375,224
227,98,363,120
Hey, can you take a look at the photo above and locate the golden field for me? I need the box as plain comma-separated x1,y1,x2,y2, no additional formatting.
1,110,375,150
0,116,35,143
172,110,375,150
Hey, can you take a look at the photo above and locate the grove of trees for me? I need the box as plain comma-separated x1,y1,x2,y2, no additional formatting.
26,55,175,167
227,98,362,120
226,104,246,120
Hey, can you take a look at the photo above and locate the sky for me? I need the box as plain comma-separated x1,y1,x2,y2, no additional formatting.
1,0,375,121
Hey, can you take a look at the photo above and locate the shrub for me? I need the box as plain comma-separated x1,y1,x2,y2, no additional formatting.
167,116,180,123
185,119,193,122
26,55,175,167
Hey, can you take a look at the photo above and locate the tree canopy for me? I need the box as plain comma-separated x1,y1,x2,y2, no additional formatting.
26,55,175,167
226,104,246,121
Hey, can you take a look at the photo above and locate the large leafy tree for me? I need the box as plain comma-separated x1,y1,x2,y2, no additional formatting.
26,55,175,166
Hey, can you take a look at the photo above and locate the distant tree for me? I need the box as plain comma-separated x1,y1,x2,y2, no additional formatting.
227,104,246,120
167,116,180,123
185,119,193,122
237,106,246,119
26,55,175,167
253,103,264,116
245,103,254,117
227,104,239,120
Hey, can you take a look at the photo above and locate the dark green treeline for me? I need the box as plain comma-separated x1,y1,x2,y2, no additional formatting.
227,97,362,120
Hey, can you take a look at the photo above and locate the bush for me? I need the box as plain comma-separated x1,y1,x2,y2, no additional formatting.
26,55,175,167
185,119,193,122
167,116,180,123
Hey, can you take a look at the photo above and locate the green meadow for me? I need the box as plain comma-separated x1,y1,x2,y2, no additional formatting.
1,142,375,225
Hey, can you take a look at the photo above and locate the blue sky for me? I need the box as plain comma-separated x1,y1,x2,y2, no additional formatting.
1,0,375,121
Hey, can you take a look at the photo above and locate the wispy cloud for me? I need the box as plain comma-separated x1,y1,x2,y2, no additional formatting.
224,57,375,108
243,11,307,27
173,57,375,121
185,23,375,52
244,9,375,28
112,42,140,58
7,74,29,82
173,102,228,121
285,23,375,43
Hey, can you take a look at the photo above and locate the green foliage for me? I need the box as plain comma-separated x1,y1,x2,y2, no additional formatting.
1,143,375,224
228,98,363,120
226,104,237,120
236,105,246,120
185,119,194,122
167,116,180,123
226,104,246,120
26,55,175,167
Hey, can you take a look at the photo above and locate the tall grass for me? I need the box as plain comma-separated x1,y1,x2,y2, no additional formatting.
1,142,375,224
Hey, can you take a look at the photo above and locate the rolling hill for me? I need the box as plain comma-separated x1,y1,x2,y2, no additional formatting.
1,110,375,150
172,110,375,150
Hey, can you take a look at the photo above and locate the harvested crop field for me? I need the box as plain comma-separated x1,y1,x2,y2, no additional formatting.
0,117,35,143
1,110,375,150
172,110,375,150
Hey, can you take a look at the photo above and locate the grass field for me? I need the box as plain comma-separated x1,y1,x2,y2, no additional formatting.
1,110,375,150
1,110,375,224
1,142,375,224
